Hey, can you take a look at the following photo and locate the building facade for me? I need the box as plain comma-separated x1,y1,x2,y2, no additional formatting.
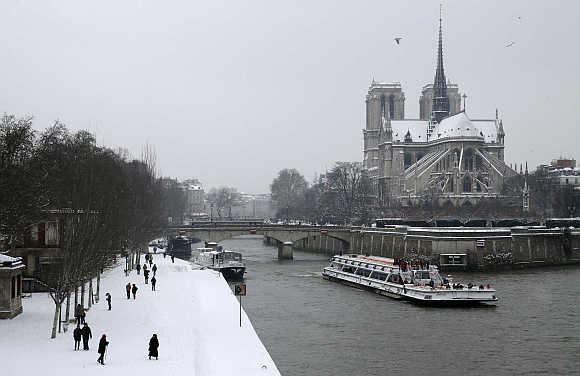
362,16,516,206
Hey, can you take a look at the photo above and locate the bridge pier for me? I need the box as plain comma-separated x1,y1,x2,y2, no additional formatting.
278,242,293,260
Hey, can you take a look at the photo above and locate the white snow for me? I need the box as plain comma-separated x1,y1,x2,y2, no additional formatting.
0,252,280,376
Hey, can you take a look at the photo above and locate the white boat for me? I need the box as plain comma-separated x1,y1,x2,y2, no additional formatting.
322,254,498,306
195,248,246,281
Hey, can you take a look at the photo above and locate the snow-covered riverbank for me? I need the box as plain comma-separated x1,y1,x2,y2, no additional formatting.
0,252,280,376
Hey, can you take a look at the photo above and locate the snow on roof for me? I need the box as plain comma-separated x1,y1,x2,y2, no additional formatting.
431,112,482,140
391,120,428,143
429,112,498,143
472,119,499,143
388,113,498,144
0,253,24,269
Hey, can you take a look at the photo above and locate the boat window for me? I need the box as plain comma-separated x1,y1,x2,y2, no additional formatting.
372,272,387,281
415,271,431,279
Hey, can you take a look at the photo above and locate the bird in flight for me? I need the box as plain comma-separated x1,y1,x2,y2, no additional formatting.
506,41,515,47
394,37,403,45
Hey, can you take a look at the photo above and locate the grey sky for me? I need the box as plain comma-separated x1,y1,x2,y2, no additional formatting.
1,1,577,193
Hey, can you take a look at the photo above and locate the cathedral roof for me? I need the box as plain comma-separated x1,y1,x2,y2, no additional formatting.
391,120,428,143
387,113,499,144
431,112,484,141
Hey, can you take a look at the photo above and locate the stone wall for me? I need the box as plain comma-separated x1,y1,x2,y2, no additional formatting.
294,226,580,270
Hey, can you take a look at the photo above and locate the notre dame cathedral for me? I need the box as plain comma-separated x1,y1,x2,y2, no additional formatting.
362,16,517,207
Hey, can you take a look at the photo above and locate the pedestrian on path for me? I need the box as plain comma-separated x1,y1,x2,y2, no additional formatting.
144,269,149,284
171,254,175,263
105,293,111,310
152,264,157,276
151,276,156,291
97,334,109,365
153,246,157,254
73,324,82,350
136,263,141,275
145,254,149,263
163,252,166,259
149,255,153,266
81,323,92,350
132,284,138,299
148,334,159,360
75,303,84,325
125,283,131,299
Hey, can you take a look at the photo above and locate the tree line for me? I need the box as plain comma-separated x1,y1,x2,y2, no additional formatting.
270,163,374,225
0,114,171,338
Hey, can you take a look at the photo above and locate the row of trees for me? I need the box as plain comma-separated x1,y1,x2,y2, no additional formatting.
0,114,168,338
270,163,374,225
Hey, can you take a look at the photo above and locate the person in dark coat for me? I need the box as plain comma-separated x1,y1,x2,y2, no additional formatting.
151,276,156,291
97,334,109,365
144,269,150,284
171,254,175,263
81,323,92,350
105,293,111,310
148,334,159,360
136,263,141,275
148,255,153,266
75,304,83,325
125,283,131,299
132,284,138,299
152,264,157,277
73,324,82,350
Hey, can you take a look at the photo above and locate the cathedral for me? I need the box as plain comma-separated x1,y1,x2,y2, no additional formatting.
362,16,517,206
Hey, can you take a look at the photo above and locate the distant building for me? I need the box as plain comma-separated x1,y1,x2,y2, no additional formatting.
362,14,517,206
184,183,205,216
536,158,580,188
230,193,276,219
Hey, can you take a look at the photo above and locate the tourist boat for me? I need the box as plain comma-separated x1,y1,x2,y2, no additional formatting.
195,248,246,281
168,234,191,255
322,254,498,306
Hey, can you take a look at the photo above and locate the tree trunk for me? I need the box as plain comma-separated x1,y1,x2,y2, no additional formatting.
88,279,93,308
51,301,60,339
74,286,78,309
64,293,71,332
96,272,100,303
81,282,85,308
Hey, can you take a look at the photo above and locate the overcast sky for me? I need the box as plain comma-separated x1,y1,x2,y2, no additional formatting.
1,1,577,193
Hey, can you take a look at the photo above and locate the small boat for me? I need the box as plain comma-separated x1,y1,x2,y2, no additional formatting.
322,254,498,306
195,248,246,281
168,234,191,255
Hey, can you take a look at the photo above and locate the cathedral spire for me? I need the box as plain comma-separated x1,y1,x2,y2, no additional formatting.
431,5,450,124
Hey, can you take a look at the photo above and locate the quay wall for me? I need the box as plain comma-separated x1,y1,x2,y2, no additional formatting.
292,226,580,270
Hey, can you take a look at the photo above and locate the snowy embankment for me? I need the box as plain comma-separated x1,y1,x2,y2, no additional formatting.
0,251,280,376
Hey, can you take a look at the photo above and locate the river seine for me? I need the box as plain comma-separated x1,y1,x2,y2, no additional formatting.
191,235,579,376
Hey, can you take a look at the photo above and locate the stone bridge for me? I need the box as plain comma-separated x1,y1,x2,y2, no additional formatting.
166,225,353,259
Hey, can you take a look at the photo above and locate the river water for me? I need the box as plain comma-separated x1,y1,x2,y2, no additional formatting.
189,235,579,376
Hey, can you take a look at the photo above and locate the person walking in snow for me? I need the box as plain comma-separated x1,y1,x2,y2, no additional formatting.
75,303,84,325
149,255,153,266
73,324,82,350
136,263,141,275
132,284,138,299
151,276,156,291
81,323,92,350
105,293,111,310
125,282,131,299
148,334,159,360
144,269,150,284
171,253,175,263
153,246,157,254
97,334,109,365
152,264,157,276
